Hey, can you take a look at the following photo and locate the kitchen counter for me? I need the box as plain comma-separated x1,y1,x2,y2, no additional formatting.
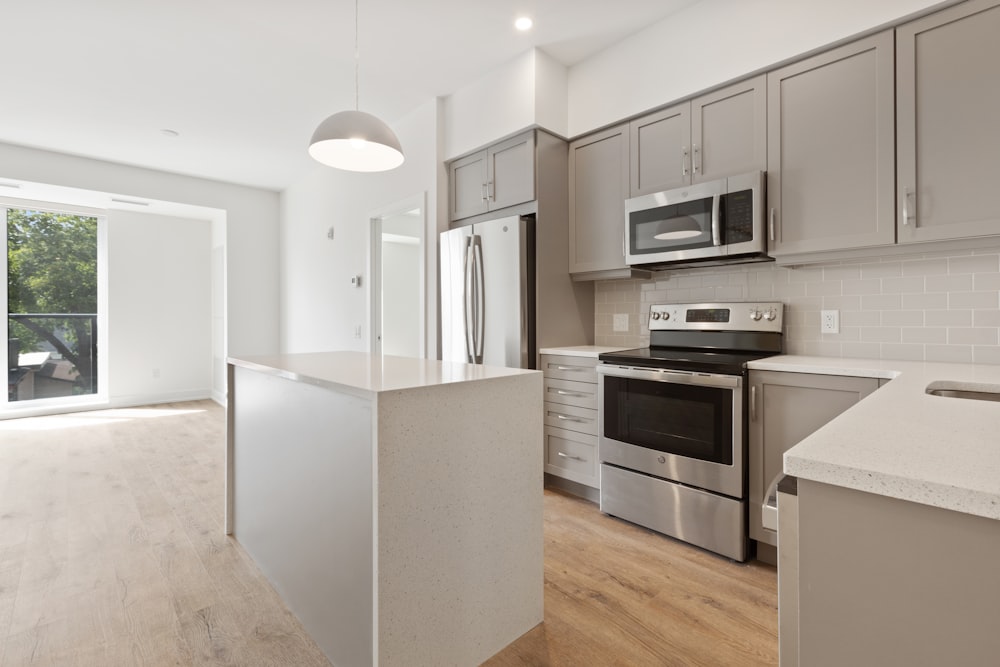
747,355,1000,520
228,350,535,398
226,352,543,666
540,345,634,357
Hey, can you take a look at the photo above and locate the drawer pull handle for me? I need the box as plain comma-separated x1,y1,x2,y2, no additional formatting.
556,451,585,462
553,414,588,423
554,389,589,397
553,365,586,371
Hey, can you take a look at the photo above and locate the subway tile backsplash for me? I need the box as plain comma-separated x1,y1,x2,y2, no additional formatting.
594,245,1000,364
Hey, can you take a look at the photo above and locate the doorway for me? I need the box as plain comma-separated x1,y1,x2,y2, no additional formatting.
369,194,426,358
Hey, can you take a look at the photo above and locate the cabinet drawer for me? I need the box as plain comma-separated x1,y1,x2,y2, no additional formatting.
544,402,598,436
540,355,598,383
544,426,599,488
544,378,598,409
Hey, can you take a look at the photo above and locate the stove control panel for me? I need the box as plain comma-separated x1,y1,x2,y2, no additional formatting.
648,301,783,332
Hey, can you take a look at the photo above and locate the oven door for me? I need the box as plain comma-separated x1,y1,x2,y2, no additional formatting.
597,364,744,498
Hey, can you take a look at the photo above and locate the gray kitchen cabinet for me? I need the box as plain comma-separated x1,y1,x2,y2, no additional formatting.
540,354,600,490
748,370,879,557
448,131,535,221
630,75,766,197
766,32,896,256
568,124,630,275
896,0,1000,243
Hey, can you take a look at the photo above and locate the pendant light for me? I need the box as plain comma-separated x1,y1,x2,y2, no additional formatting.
308,0,404,172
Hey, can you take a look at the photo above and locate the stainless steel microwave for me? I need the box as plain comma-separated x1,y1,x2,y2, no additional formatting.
625,171,769,269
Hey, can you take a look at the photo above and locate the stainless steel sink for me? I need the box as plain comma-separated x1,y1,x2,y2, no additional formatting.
926,381,1000,403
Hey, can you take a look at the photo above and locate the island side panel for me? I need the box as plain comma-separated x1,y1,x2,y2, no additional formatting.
797,479,1000,665
230,365,374,667
375,372,544,667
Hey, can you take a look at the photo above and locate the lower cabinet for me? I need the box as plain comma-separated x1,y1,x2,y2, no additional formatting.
540,354,600,490
748,370,880,556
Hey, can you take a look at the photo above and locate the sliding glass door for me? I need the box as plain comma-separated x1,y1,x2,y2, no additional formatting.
6,205,104,407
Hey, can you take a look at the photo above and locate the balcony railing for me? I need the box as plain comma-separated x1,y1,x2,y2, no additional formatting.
7,313,98,402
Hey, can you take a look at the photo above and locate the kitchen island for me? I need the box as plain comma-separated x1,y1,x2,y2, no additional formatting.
226,352,543,667
747,356,1000,666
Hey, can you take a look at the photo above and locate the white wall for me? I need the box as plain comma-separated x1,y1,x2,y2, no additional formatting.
0,142,280,365
442,49,570,159
107,211,212,402
566,0,952,136
279,99,440,356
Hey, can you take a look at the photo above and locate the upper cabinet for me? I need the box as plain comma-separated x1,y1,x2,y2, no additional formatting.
568,124,631,275
629,75,766,197
449,131,535,221
766,32,896,257
896,0,1000,243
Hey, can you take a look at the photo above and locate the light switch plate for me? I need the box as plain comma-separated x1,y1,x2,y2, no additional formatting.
613,313,629,332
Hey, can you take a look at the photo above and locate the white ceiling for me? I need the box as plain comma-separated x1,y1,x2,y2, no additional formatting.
1,0,699,192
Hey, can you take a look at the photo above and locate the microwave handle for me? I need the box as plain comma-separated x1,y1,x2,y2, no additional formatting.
711,194,722,246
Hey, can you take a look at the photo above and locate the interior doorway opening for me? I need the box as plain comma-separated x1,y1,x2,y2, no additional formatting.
369,194,426,359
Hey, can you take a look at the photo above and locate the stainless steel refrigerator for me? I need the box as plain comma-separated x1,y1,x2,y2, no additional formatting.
440,216,535,368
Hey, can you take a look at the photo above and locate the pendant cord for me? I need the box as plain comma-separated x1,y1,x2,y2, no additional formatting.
354,0,359,111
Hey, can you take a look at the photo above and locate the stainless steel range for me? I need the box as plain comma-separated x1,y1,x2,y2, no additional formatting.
597,301,784,561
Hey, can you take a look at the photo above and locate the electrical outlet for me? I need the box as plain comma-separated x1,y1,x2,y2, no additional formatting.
613,313,629,332
821,309,840,334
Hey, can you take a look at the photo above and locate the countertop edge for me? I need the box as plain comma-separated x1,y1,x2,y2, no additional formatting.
539,346,634,358
761,355,1000,521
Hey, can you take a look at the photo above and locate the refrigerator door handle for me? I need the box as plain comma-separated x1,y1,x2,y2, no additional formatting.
473,235,486,363
463,235,476,363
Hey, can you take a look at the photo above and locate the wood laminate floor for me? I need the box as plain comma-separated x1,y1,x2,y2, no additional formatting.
0,400,777,666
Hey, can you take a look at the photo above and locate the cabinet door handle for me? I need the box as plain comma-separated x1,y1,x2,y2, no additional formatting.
556,451,586,462
553,413,589,423
902,188,914,226
486,180,494,201
481,183,488,202
751,385,757,422
692,143,701,175
681,146,690,177
768,208,776,242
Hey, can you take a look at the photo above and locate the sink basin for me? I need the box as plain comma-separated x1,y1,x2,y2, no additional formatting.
926,381,1000,403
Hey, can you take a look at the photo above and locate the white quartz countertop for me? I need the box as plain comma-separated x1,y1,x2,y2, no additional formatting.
746,355,1000,520
228,351,538,399
539,345,634,358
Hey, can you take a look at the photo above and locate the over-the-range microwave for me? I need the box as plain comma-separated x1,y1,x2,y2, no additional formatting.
625,170,771,269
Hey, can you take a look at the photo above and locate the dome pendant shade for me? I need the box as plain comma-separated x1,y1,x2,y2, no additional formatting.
308,110,405,172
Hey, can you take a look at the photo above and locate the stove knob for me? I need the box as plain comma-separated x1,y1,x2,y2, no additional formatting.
662,312,670,321
763,308,777,321
651,311,661,320
657,455,666,464
749,309,763,321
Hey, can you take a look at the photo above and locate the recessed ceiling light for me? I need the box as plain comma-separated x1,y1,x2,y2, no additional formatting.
160,128,180,137
515,16,533,31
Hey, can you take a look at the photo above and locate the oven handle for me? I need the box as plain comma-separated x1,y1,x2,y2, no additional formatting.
711,193,722,247
597,364,740,389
